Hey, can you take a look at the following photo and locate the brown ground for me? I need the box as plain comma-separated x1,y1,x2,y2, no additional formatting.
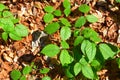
0,0,120,80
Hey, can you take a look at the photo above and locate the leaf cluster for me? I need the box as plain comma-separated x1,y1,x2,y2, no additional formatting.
41,2,120,80
10,65,32,80
0,4,28,41
10,62,51,80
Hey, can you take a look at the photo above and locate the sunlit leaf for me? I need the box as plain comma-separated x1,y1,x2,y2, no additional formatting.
60,26,71,41
3,11,13,18
63,0,71,9
64,8,71,17
9,31,22,40
0,18,14,32
82,64,94,79
86,15,98,23
61,41,69,49
60,50,73,66
41,44,60,57
15,24,28,37
99,43,116,59
0,3,6,11
43,13,54,23
45,22,60,34
10,70,21,80
2,32,8,41
44,6,54,13
42,76,51,80
20,76,26,80
74,36,84,46
22,66,32,75
60,18,71,27
74,62,82,76
40,68,50,74
53,10,62,16
75,16,86,28
79,4,90,13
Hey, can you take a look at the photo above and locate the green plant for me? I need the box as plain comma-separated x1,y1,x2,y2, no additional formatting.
40,68,50,74
42,2,120,80
10,65,32,80
10,62,51,80
39,68,51,80
116,0,120,3
42,76,51,80
0,3,28,41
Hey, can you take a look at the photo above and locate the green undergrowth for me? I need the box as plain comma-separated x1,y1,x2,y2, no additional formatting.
10,62,51,80
41,0,120,79
0,3,28,41
7,0,120,80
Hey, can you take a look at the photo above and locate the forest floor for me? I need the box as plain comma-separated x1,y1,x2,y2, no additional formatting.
0,0,120,80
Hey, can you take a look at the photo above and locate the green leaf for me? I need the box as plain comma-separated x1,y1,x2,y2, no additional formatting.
116,0,120,3
78,4,90,13
0,11,2,17
99,43,116,59
79,57,88,66
43,13,54,23
73,30,80,37
44,6,54,13
74,36,84,46
0,18,14,32
60,50,73,66
22,66,32,75
85,41,96,62
9,31,22,40
75,16,86,28
44,22,60,34
81,40,96,62
60,26,71,41
40,68,50,74
2,10,19,24
81,40,88,55
41,44,60,57
63,0,71,9
86,15,98,23
53,10,62,16
15,24,28,37
42,76,51,80
60,18,71,27
81,28,101,42
20,76,26,80
74,62,82,76
82,64,94,79
91,60,101,67
91,29,101,42
0,21,4,28
107,43,119,53
2,32,8,41
81,28,92,38
11,18,19,24
64,8,71,17
0,4,6,11
116,58,120,68
10,70,21,80
61,41,69,49
3,11,13,18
